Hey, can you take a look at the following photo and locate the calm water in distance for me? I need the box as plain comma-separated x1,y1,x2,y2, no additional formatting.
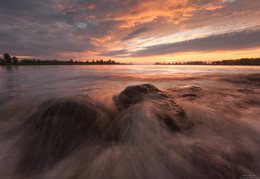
1,65,259,99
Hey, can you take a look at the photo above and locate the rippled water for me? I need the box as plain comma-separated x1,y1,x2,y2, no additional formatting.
1,65,259,98
0,65,259,179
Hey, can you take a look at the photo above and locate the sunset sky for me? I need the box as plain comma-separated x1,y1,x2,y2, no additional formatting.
0,0,260,64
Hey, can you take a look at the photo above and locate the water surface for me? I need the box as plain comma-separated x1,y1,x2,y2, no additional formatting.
0,65,259,179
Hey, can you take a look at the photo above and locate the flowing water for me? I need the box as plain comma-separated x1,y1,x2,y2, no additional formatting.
0,65,259,179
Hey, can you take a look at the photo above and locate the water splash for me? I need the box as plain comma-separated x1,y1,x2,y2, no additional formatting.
0,82,259,179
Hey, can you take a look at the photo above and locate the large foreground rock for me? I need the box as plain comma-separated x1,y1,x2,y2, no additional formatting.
115,84,193,132
114,84,167,109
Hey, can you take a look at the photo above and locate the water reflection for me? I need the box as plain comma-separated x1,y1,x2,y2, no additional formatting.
0,66,21,95
0,65,259,98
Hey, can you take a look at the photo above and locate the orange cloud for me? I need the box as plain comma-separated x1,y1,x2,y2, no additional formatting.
98,0,224,28
90,35,113,46
62,2,97,16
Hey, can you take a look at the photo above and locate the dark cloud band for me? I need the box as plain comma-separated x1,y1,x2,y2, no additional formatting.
129,27,260,57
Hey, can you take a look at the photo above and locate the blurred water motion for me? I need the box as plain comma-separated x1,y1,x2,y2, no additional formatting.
0,65,259,179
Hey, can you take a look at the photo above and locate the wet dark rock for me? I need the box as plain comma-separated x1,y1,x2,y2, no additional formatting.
114,84,168,109
17,98,111,175
181,94,198,97
115,84,193,132
152,99,192,132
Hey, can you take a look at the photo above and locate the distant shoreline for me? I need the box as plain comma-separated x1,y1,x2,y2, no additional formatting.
0,54,132,66
154,64,260,66
154,58,260,66
0,63,132,66
1,64,260,66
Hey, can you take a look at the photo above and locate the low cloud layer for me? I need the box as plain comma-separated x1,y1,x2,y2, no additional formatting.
0,0,259,60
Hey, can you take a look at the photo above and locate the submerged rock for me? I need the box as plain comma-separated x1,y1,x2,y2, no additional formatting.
181,94,198,97
182,86,202,92
17,97,111,174
237,88,255,94
167,85,202,100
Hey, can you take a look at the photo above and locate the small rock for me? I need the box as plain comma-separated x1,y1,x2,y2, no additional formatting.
181,94,198,97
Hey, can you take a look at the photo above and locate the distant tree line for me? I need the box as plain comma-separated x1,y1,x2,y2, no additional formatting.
85,59,118,64
0,53,130,65
155,58,260,65
211,58,260,65
0,53,19,64
155,61,207,65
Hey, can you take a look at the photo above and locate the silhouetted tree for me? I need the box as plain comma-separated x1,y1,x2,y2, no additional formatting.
12,56,19,64
3,53,12,63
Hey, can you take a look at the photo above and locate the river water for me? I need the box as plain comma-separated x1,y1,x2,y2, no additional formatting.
0,65,259,178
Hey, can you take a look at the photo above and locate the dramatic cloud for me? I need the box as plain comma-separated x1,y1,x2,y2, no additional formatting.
99,50,129,56
121,27,149,41
130,27,260,57
0,0,259,61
